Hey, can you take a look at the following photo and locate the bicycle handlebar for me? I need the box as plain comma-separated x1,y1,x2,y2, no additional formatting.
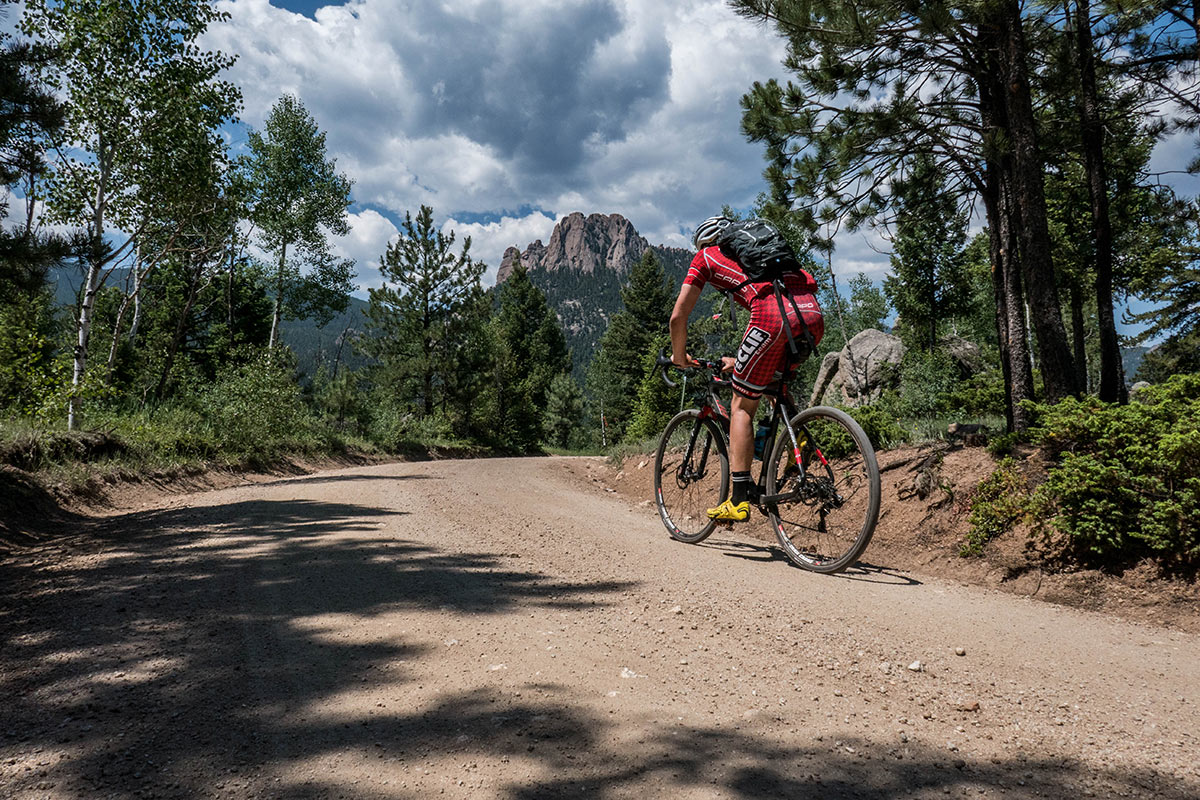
657,349,727,389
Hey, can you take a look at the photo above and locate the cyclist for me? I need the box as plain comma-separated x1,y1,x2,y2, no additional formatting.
669,215,825,522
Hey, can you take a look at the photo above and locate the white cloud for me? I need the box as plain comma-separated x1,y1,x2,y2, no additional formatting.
333,208,399,293
443,212,559,286
1149,126,1200,189
205,0,795,275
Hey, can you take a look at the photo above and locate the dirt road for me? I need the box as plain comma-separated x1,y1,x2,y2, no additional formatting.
2,457,1197,799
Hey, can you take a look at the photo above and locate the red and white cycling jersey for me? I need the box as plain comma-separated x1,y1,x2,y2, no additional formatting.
683,246,820,308
683,246,825,399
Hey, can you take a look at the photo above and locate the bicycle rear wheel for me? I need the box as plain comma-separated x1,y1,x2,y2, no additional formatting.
654,409,729,544
764,406,880,573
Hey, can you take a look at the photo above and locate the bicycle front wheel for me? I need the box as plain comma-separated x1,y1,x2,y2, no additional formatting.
654,409,730,544
764,406,881,573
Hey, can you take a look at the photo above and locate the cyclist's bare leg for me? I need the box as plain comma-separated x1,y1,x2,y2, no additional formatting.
707,391,761,522
728,392,760,472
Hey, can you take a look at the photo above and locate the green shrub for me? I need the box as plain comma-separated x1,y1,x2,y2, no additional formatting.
844,403,905,451
118,406,218,460
986,431,1020,458
365,398,474,453
623,338,679,444
945,369,1006,417
201,350,316,456
963,458,1029,556
894,348,960,418
0,292,61,416
1027,373,1200,566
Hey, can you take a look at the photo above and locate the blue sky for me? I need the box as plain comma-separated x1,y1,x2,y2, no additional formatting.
270,0,327,18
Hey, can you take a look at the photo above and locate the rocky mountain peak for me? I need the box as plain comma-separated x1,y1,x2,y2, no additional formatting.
497,212,654,284
492,212,695,374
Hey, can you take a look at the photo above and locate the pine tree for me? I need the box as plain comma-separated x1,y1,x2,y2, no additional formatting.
586,250,675,441
883,154,972,353
623,335,680,444
491,260,570,451
543,373,584,449
847,274,891,338
733,0,1082,428
363,206,487,420
1128,200,1200,380
0,27,66,302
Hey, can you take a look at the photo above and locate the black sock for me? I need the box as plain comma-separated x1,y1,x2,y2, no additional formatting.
731,471,751,504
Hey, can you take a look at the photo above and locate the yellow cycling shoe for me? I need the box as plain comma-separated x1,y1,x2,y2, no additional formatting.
706,499,751,522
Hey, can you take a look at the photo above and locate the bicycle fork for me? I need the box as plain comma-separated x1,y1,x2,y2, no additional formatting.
678,419,715,487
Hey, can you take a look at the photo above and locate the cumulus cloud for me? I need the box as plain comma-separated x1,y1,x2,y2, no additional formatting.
832,233,893,284
1149,126,1200,183
207,0,793,273
334,208,400,292
442,211,559,286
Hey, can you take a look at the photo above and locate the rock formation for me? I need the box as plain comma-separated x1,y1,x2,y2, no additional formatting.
942,335,984,378
809,329,907,407
494,212,693,374
496,212,688,283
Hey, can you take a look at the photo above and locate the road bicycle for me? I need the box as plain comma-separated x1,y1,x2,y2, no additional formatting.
652,354,881,574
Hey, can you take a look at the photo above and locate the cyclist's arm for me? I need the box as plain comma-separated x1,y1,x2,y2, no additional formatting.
669,283,703,368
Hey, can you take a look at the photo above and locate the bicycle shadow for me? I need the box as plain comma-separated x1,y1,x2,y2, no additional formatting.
694,537,921,586
698,536,789,564
833,560,922,586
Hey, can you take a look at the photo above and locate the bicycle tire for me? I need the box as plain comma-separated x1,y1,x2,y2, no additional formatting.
764,405,881,573
654,409,730,544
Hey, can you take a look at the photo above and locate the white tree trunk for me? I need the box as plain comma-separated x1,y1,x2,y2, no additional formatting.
268,242,287,350
129,261,145,345
69,259,101,431
69,145,109,431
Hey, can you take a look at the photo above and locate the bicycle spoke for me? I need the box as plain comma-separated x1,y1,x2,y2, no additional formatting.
765,407,880,573
654,411,729,544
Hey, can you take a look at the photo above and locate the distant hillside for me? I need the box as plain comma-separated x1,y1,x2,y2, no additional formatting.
46,260,1160,392
46,263,370,380
1122,345,1149,384
280,298,372,379
46,213,701,383
497,212,693,373
48,263,130,308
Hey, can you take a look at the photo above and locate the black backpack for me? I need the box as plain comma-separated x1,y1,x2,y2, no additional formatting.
715,219,816,359
716,219,803,284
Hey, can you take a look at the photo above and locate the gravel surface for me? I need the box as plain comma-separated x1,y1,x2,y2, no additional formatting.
1,456,1197,799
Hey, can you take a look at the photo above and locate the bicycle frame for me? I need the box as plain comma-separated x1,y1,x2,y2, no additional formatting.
661,356,814,512
750,385,810,508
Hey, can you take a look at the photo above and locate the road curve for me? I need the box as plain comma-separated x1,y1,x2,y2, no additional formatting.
1,456,1197,799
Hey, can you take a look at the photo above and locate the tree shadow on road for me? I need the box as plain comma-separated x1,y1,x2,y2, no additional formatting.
195,685,1196,800
0,496,636,797
0,497,1191,800
252,472,440,489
